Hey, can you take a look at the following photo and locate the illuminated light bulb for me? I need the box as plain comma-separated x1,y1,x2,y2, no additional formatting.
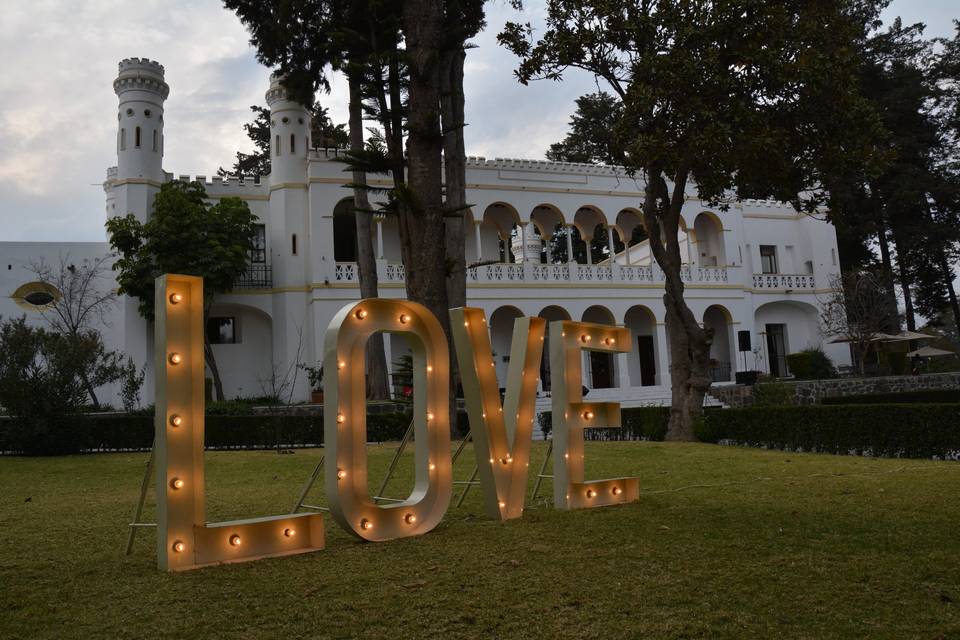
564,453,570,460
169,292,183,305
229,534,242,547
168,352,182,365
404,513,417,525
399,313,410,324
284,528,295,538
586,489,596,499
498,501,506,508
427,365,433,373
337,468,347,480
169,414,182,427
427,412,434,421
360,518,373,531
500,457,509,465
336,413,345,424
481,412,486,419
604,337,616,346
172,540,185,553
612,486,622,496
562,332,566,337
580,334,591,343
464,321,469,327
428,462,436,471
489,458,495,464
354,309,367,320
170,477,184,490
583,410,595,420
498,407,503,413
481,317,486,324
338,360,345,370
490,362,495,368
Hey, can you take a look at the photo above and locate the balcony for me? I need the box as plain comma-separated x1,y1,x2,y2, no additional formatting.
751,273,815,291
233,264,272,290
333,261,731,286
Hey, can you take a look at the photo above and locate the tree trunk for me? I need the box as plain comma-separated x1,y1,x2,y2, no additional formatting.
348,72,390,400
641,169,711,441
80,369,101,410
204,337,225,402
889,221,916,331
875,215,901,333
401,0,452,363
940,253,960,339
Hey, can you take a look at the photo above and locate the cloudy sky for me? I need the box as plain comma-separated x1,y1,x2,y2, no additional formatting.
0,0,957,242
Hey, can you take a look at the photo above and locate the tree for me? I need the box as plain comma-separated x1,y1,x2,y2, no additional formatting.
27,254,118,409
819,271,900,375
218,103,348,179
500,0,886,440
106,180,258,401
546,92,624,165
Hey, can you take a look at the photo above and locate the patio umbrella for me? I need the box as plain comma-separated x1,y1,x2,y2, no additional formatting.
906,345,956,358
888,330,933,342
827,332,899,344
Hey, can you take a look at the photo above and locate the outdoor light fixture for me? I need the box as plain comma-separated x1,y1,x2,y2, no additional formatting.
550,320,639,510
324,299,452,542
337,469,347,480
154,274,324,572
450,307,546,521
404,513,417,525
283,528,295,538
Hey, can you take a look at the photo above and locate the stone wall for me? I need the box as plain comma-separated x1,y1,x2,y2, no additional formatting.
708,372,960,408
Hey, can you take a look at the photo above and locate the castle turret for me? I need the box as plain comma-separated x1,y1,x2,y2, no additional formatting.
113,58,168,182
265,73,310,184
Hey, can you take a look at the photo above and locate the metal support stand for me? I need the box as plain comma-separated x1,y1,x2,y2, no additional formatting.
373,419,415,502
124,440,157,555
530,439,554,502
291,455,328,513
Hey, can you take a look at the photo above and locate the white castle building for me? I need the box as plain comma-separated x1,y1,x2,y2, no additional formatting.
0,59,851,407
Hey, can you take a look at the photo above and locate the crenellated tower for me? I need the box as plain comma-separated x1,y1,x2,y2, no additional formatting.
266,73,311,185
114,58,168,183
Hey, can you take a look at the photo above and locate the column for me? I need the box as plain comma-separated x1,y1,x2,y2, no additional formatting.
565,226,574,263
375,217,384,260
616,352,631,388
607,227,616,263
474,221,483,263
654,323,670,386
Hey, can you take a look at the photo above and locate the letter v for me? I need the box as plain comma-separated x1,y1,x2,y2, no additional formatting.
450,307,545,520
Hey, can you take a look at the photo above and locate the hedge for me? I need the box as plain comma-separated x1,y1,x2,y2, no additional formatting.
538,406,673,441
701,404,960,459
0,411,416,455
821,389,959,405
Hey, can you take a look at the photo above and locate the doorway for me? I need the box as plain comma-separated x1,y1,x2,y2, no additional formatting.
765,323,788,377
636,335,656,386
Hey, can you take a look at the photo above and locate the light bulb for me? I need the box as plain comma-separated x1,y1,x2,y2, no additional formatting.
464,321,469,327
586,489,596,499
428,462,436,471
498,501,506,508
564,453,570,460
604,337,615,346
169,414,182,427
229,534,242,547
489,458,495,464
427,365,433,373
427,412,434,421
612,486,622,496
338,360,345,370
360,518,373,531
354,309,367,320
336,413,345,424
337,468,347,480
580,334,591,343
583,410,595,420
481,413,486,419
500,457,510,465
170,477,184,490
404,513,417,525
172,540,185,553
169,292,183,305
399,313,410,324
168,352,182,365
283,528,295,538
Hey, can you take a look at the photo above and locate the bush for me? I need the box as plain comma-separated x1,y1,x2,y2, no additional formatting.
821,389,960,405
785,348,836,380
753,381,795,406
702,404,960,458
538,406,673,441
0,411,415,454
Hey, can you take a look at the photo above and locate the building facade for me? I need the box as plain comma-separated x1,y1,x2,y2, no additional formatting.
0,59,851,406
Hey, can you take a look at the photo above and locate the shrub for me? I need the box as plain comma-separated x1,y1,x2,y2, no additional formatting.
785,348,836,380
821,389,960,405
753,381,795,406
702,404,960,458
538,406,673,441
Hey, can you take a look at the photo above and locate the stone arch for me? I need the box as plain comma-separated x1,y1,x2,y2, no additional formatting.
489,305,525,386
624,305,660,386
754,300,822,377
703,304,735,382
206,302,274,398
482,203,522,263
581,305,617,389
332,197,358,262
538,305,572,390
693,211,726,267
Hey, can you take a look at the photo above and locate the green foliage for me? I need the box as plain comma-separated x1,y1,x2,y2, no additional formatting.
821,389,960,405
300,364,324,391
785,348,837,380
546,92,624,165
105,181,258,321
752,381,795,407
0,317,143,455
702,404,960,459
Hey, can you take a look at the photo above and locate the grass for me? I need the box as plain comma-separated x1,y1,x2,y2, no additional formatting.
1,441,959,639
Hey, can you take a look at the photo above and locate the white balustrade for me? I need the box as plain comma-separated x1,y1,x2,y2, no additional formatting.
752,273,815,290
334,262,358,282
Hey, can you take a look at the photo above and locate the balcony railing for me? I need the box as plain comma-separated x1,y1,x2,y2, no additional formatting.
233,264,272,290
752,273,815,290
333,261,732,286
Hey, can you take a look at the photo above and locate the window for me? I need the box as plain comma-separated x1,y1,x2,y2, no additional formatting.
275,135,281,156
831,248,837,266
291,234,298,256
760,245,778,274
206,317,237,344
152,129,158,152
135,126,141,148
290,133,296,154
12,282,60,310
250,224,266,263
120,128,126,151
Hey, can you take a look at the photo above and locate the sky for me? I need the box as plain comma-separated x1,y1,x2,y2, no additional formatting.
0,0,957,242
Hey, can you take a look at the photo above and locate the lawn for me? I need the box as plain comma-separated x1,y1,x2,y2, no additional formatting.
1,441,958,639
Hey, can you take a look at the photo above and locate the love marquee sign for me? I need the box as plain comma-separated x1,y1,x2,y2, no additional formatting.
154,274,638,571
